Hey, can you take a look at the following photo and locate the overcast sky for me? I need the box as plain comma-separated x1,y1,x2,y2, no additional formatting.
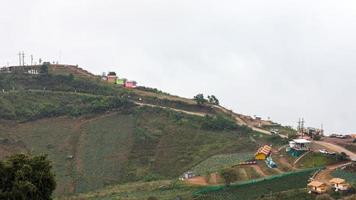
1,0,356,134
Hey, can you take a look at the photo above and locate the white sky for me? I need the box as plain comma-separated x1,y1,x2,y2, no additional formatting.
1,0,356,134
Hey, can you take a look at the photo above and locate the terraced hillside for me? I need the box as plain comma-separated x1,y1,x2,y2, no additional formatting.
0,72,292,197
0,105,267,196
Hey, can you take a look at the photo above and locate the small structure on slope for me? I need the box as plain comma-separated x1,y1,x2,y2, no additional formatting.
307,181,328,194
265,156,277,168
330,178,351,191
124,80,137,88
183,171,195,180
116,78,127,86
255,145,272,160
287,139,311,157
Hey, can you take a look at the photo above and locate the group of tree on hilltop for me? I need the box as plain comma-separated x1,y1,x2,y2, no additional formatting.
193,94,219,105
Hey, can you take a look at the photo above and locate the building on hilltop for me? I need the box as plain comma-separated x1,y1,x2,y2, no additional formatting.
287,139,311,157
0,65,40,74
107,72,117,84
124,80,137,88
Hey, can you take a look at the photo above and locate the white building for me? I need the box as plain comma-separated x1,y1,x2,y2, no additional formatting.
289,139,311,151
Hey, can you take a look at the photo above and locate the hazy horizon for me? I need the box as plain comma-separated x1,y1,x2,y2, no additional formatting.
1,0,356,134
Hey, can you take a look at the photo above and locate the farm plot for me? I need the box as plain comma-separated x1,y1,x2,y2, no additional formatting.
332,169,356,184
194,169,318,200
191,152,254,175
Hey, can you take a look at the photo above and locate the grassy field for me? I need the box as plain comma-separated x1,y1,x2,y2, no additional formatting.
332,169,356,184
0,105,268,197
59,180,198,200
194,169,318,200
261,124,297,138
191,152,254,175
0,72,299,198
296,152,341,168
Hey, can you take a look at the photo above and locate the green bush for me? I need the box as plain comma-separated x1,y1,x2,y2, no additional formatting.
0,154,56,200
201,115,238,131
0,91,134,121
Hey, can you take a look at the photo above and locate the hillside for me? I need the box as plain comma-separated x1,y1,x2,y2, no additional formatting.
0,69,292,198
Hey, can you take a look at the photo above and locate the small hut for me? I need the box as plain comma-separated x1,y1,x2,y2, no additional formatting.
183,171,195,179
255,145,272,160
307,181,328,194
330,178,350,191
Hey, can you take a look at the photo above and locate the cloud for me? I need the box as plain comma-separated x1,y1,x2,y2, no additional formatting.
1,0,356,133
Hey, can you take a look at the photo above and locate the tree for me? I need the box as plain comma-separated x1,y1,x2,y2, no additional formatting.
313,135,321,141
193,94,206,105
336,152,349,161
207,95,219,105
220,168,237,187
0,154,56,200
40,64,49,75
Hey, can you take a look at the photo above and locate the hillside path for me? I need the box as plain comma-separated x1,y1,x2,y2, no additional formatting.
293,151,311,166
313,162,352,184
212,105,289,138
314,141,356,161
135,102,285,137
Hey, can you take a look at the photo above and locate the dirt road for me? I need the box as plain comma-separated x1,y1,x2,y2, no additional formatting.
135,102,292,139
314,141,356,161
313,162,352,184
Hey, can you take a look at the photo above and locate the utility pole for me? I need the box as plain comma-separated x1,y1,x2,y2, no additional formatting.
301,118,305,137
18,52,22,66
31,55,33,65
22,52,25,66
297,118,305,137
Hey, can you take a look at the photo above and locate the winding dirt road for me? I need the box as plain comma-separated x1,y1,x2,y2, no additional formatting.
314,141,356,161
135,102,285,137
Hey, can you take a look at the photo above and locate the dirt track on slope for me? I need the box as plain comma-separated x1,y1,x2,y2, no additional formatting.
314,141,356,161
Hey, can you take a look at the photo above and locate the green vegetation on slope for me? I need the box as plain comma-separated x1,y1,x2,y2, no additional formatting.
0,105,260,196
0,72,296,198
0,91,133,121
61,180,198,200
296,153,342,168
332,169,356,184
0,73,121,96
261,124,297,138
191,153,254,175
194,169,318,200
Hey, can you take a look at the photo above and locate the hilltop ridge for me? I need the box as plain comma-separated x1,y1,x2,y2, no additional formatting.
0,64,294,197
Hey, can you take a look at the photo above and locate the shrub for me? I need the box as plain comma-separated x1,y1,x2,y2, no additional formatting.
207,95,219,105
201,115,237,131
336,152,349,161
147,197,158,200
313,135,322,141
220,168,238,187
194,94,207,105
